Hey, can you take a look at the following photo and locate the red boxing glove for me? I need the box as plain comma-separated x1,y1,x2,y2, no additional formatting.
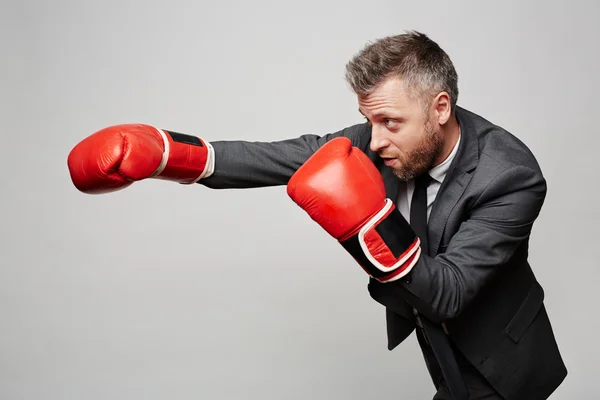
287,137,421,283
67,124,213,194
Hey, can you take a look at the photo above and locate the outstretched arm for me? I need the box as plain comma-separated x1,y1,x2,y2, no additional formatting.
200,123,371,189
67,122,370,194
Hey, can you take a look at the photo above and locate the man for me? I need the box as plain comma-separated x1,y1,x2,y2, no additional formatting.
67,31,567,400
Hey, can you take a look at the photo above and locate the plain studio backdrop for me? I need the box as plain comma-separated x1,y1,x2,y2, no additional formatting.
1,0,598,399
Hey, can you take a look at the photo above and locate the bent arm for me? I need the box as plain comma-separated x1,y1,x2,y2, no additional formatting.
199,123,371,189
396,165,547,322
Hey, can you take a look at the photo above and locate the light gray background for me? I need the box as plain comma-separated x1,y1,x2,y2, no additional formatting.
2,0,598,399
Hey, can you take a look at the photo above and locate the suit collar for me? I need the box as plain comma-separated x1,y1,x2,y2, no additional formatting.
449,106,479,174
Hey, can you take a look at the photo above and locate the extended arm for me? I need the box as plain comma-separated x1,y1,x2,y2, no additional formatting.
67,122,370,194
200,124,371,189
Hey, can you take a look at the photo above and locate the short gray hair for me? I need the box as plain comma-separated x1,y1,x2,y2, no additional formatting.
345,31,459,113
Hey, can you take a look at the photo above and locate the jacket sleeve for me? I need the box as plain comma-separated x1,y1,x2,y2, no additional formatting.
199,123,371,189
394,164,547,322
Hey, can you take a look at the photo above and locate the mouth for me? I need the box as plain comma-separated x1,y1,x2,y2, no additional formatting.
382,158,397,167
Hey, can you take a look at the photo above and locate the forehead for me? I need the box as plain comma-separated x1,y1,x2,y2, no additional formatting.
358,77,419,114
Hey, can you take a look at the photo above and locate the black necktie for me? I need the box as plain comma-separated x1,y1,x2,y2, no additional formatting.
410,174,469,400
410,174,432,251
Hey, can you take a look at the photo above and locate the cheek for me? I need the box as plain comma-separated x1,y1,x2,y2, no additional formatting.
390,126,422,152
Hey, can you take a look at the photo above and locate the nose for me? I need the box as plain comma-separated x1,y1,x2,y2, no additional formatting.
369,125,390,153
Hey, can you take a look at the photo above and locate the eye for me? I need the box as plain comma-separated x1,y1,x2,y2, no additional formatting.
384,119,399,129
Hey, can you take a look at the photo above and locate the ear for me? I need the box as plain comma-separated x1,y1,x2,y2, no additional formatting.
432,92,451,125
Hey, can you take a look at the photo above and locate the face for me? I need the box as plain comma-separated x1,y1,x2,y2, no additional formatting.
358,77,447,181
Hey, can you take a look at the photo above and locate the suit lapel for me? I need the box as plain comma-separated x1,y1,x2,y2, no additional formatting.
427,107,479,255
428,170,471,254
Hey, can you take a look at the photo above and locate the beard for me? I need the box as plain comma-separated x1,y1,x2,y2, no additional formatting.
389,119,444,181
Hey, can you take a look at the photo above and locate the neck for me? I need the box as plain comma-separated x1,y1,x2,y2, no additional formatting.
433,113,460,166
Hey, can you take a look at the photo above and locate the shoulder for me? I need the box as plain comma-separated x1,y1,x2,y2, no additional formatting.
458,107,543,176
336,122,372,152
456,108,547,210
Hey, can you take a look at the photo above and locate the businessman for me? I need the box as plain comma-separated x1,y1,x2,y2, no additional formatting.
67,31,567,400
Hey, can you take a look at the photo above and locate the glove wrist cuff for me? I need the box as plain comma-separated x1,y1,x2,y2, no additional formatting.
339,199,421,283
151,128,212,184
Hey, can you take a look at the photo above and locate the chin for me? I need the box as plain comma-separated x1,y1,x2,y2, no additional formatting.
392,163,431,181
391,169,413,182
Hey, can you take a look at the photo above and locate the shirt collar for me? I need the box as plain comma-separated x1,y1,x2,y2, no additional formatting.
428,130,461,184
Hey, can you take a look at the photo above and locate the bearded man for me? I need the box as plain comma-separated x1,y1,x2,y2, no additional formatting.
67,31,567,400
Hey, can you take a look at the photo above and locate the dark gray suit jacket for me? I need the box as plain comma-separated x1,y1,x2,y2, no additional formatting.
200,106,567,400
